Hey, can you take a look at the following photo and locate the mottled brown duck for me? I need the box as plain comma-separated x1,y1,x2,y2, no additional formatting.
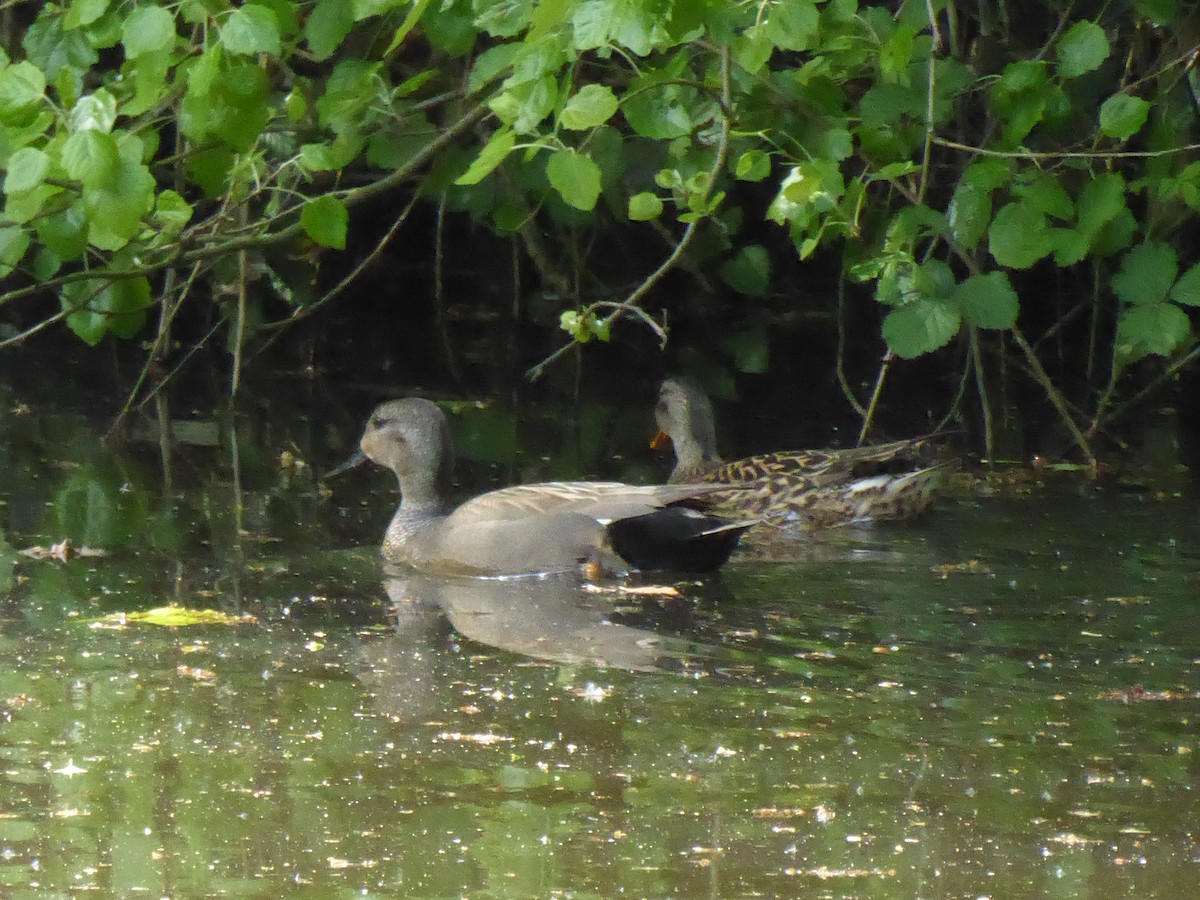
349,397,752,577
651,377,947,527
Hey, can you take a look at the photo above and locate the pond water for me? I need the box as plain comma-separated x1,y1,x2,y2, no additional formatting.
0,389,1198,898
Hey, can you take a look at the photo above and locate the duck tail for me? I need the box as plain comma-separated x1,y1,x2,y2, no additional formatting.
606,508,753,573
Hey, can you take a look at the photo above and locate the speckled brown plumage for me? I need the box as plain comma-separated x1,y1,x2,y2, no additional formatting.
653,377,949,528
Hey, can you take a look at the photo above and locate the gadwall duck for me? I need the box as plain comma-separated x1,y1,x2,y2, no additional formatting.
353,397,751,576
651,377,947,527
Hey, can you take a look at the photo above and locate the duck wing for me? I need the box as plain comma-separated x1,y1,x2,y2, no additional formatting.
446,480,726,525
709,438,936,488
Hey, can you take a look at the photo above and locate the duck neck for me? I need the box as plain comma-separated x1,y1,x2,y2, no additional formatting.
673,435,723,481
386,472,446,549
396,468,445,517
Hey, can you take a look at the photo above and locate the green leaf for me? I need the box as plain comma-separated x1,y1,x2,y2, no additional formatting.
222,5,282,56
0,225,30,276
313,59,378,134
733,23,773,74
488,75,557,133
121,5,175,58
468,44,522,94
987,201,1052,269
879,24,917,86
1056,21,1109,78
882,297,962,358
946,181,992,250
735,149,771,182
914,259,955,300
82,155,155,250
24,15,97,91
1116,302,1190,361
1170,262,1200,307
4,147,50,194
719,244,771,297
65,0,110,29
953,271,1019,330
62,129,119,187
179,62,271,149
0,61,47,124
4,184,60,225
300,141,350,172
455,127,515,185
61,276,151,345
560,84,618,130
989,60,1050,145
1111,241,1177,306
961,159,1014,192
546,148,602,211
1090,205,1137,258
1051,227,1091,267
628,191,663,220
67,89,117,132
475,0,535,38
384,0,435,55
152,190,194,236
61,281,107,345
572,0,610,49
621,82,693,139
103,276,152,339
35,205,88,261
1015,176,1073,220
300,195,348,249
1132,0,1178,27
1076,172,1126,229
305,0,355,61
766,0,819,52
1099,93,1150,139
124,47,171,117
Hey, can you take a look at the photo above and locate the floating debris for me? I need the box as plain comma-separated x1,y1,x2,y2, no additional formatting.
89,607,258,628
18,540,106,563
930,558,993,576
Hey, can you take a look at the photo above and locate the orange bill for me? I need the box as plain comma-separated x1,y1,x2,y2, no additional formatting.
649,430,672,451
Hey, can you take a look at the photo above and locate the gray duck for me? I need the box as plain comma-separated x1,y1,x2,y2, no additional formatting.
352,397,751,576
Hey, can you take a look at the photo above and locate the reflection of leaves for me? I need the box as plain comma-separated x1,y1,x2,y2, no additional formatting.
0,528,14,592
930,558,993,576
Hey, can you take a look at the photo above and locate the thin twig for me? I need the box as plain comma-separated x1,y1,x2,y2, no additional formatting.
969,327,994,464
834,278,866,417
231,207,249,397
433,191,462,383
1010,325,1094,465
113,260,206,428
1094,341,1200,431
857,351,893,446
916,17,937,204
0,308,69,348
256,190,421,337
931,135,1200,159
934,350,974,434
526,45,733,380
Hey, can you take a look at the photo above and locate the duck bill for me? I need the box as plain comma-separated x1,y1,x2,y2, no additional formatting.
649,430,672,451
323,447,368,478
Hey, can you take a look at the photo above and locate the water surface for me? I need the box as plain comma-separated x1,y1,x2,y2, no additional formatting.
0,394,1197,897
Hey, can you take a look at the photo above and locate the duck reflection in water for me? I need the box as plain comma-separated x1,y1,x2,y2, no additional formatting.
353,570,719,723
